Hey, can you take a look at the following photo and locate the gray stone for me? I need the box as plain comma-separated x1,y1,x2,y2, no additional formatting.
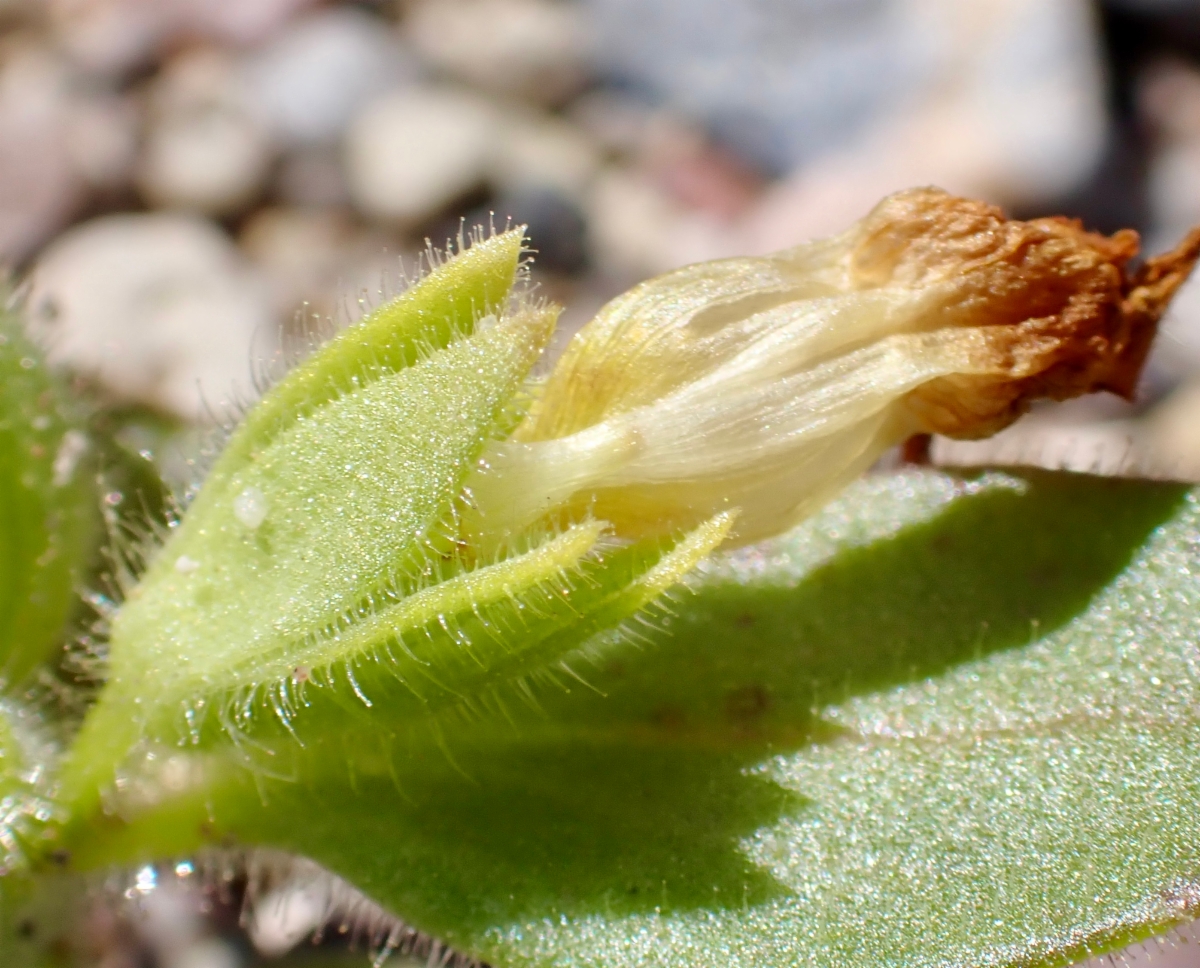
568,90,658,158
581,0,1105,192
243,7,417,148
582,0,926,174
464,187,590,274
275,147,351,208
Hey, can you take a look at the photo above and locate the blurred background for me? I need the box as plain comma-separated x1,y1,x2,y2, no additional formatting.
6,0,1200,964
7,0,1200,472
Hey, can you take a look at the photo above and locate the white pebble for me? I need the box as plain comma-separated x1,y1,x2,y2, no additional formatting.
137,49,271,215
234,487,269,529
406,0,587,105
27,211,274,422
489,108,600,199
48,0,317,76
248,881,330,957
344,86,499,223
0,45,87,263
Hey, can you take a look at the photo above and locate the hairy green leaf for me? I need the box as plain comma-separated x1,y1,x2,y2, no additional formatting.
51,468,1200,968
0,308,97,685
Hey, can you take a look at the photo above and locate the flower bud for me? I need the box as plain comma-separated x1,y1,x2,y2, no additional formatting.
465,188,1200,546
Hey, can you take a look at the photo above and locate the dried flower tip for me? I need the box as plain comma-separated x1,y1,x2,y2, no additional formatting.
465,187,1200,547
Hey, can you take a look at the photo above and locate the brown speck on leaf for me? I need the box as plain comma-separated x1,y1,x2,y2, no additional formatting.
725,684,771,723
650,703,686,730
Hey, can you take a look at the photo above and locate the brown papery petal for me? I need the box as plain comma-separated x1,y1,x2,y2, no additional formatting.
856,188,1200,438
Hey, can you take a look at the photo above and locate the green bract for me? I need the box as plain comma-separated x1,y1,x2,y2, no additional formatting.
56,229,732,835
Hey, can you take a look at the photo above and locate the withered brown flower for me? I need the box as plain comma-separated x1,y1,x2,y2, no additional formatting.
464,188,1200,547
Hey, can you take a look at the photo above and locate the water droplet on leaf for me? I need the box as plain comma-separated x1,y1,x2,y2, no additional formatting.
234,487,269,529
174,555,200,574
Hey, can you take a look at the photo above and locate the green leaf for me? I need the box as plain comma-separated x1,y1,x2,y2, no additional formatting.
0,307,97,684
52,468,1200,968
0,875,74,968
